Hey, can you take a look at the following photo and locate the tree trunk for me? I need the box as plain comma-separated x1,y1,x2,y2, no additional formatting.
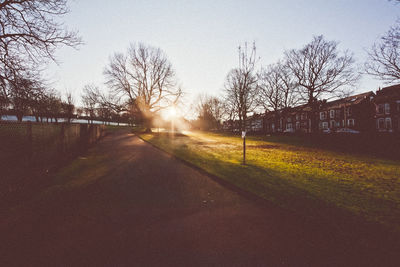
17,113,23,122
308,98,318,134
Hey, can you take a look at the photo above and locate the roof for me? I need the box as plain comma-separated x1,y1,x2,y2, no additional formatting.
374,84,400,102
380,84,400,94
290,104,313,112
323,91,374,109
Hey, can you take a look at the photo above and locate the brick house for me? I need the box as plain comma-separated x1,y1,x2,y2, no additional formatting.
262,106,312,134
291,105,312,133
263,110,286,133
318,92,375,132
221,84,400,135
374,84,400,133
263,111,277,133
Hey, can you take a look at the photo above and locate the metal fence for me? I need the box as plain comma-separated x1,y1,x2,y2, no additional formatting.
0,121,105,200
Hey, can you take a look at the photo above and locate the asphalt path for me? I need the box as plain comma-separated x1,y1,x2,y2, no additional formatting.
1,130,399,266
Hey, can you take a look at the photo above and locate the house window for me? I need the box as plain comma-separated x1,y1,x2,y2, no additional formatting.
385,118,392,129
320,111,327,120
378,104,384,114
330,110,335,118
377,118,385,129
286,123,293,130
322,122,328,129
301,113,307,120
336,121,341,127
296,121,300,129
296,114,300,120
346,107,352,116
385,103,390,114
347,119,355,127
287,117,292,122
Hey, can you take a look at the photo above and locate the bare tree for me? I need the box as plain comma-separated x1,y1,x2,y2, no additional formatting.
224,42,259,131
61,92,75,123
365,23,400,83
0,0,82,102
257,62,300,132
81,85,100,124
8,77,45,122
45,91,62,123
279,62,300,108
257,64,284,132
0,88,7,120
195,94,225,130
104,43,182,130
258,64,283,113
284,35,359,132
29,86,48,122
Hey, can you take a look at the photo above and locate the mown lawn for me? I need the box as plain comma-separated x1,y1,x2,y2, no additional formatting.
140,131,400,232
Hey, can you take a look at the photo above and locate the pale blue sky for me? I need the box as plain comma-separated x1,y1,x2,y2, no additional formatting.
46,0,399,110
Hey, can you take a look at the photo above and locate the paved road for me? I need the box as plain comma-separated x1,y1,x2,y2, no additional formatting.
1,131,399,266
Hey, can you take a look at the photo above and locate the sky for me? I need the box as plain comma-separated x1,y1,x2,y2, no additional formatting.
46,0,400,115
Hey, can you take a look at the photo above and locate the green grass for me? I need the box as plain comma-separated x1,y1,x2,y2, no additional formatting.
140,131,400,232
105,124,132,132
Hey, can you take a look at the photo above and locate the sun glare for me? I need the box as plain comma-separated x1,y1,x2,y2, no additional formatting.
163,106,177,120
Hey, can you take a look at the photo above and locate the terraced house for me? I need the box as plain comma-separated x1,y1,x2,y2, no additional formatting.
226,84,400,135
317,92,375,133
374,84,400,133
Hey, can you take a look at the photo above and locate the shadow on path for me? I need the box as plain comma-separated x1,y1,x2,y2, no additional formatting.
1,130,399,266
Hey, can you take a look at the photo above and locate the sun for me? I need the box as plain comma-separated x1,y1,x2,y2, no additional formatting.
162,106,177,120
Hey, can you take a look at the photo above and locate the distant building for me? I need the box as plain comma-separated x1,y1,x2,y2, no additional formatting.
246,114,264,133
222,119,240,132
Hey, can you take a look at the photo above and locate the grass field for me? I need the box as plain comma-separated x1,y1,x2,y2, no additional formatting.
140,130,400,232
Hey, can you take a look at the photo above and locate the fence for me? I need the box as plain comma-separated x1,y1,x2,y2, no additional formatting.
0,121,105,202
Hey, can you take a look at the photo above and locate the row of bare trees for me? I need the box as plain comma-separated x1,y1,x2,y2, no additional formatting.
222,36,359,133
0,0,81,122
222,20,400,133
193,1,398,133
193,1,400,133
80,84,135,125
81,0,400,132
2,82,75,123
